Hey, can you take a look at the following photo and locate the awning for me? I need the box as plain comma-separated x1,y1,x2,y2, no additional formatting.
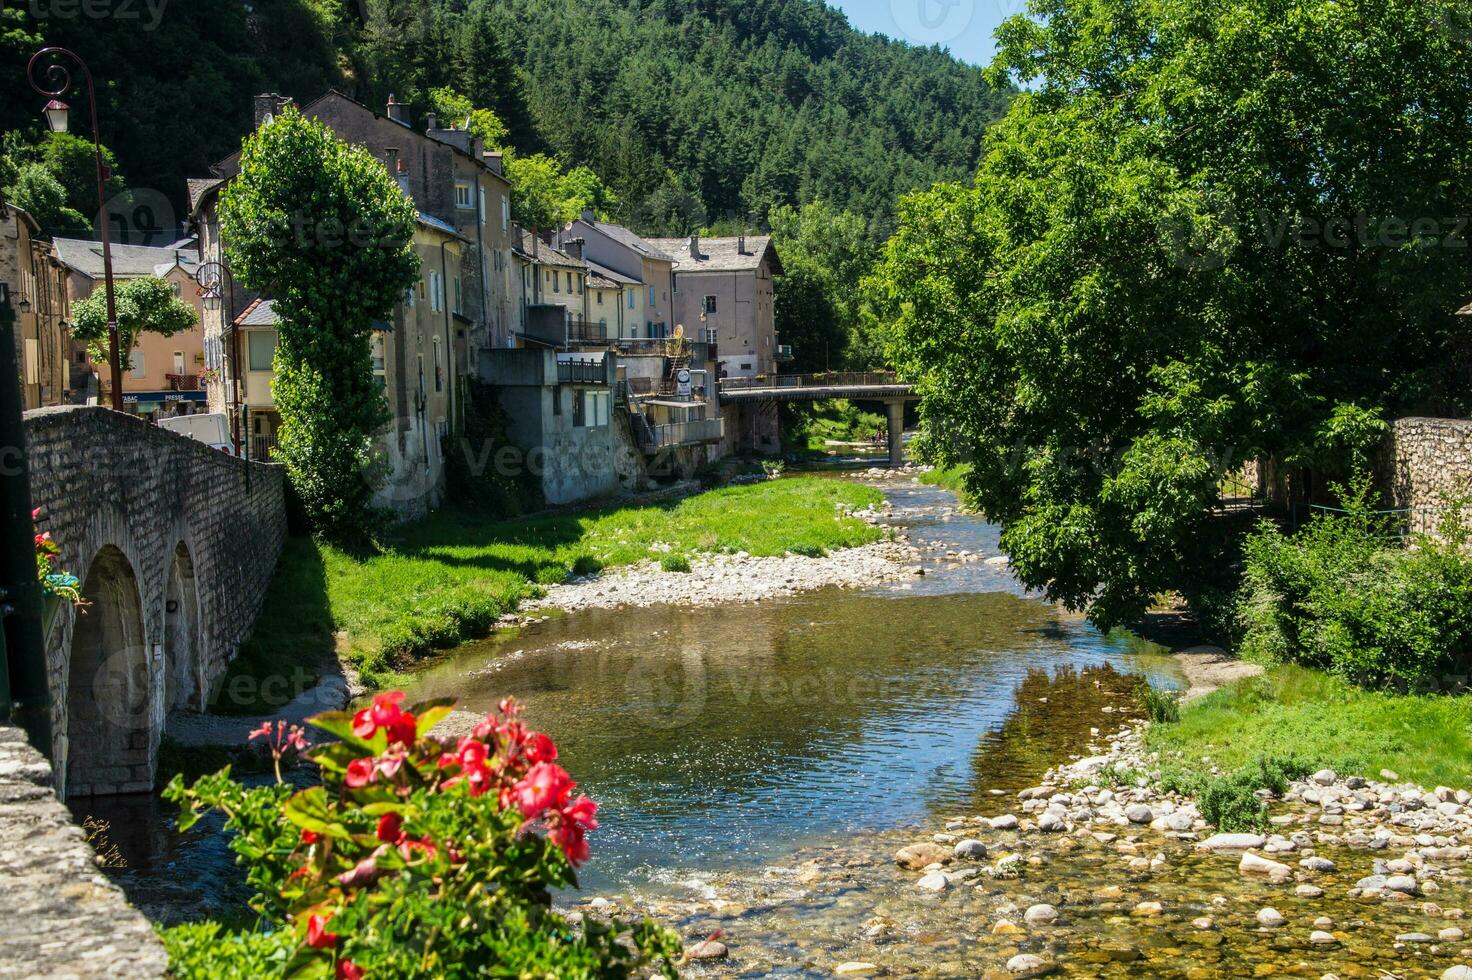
124,391,208,404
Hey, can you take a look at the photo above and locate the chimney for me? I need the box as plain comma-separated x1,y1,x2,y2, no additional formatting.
253,93,287,129
564,238,584,261
396,159,410,196
386,94,411,127
483,151,504,176
426,111,438,132
688,235,701,259
737,235,747,255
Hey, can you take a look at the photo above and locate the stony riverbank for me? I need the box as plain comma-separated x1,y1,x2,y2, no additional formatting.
534,491,925,612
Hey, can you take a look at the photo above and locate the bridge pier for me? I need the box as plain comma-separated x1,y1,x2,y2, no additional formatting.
886,399,905,467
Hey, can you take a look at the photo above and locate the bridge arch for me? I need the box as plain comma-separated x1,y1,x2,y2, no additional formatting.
66,545,151,797
163,542,202,715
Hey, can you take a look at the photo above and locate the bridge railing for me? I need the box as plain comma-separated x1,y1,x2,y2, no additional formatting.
718,371,902,392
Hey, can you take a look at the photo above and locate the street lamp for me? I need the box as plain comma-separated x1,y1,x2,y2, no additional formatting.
27,48,124,413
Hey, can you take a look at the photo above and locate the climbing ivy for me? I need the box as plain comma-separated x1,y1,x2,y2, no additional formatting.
220,107,418,540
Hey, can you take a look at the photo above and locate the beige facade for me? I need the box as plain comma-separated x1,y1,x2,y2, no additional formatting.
647,235,783,379
0,203,70,409
52,240,206,415
558,214,676,339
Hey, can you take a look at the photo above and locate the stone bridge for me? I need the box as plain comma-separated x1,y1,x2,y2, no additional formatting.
25,406,286,798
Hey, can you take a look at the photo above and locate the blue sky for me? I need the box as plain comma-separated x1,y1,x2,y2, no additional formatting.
828,0,1025,65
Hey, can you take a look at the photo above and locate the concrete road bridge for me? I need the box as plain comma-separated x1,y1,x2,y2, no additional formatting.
718,372,918,465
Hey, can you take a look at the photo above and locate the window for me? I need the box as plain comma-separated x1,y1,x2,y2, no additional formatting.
576,275,583,295
572,390,586,427
704,328,717,344
501,195,509,231
433,337,443,393
552,271,560,294
131,351,147,380
453,277,462,313
173,350,185,375
248,331,277,371
371,334,386,390
566,272,573,293
23,340,37,386
628,291,635,310
455,183,473,209
428,271,444,312
703,295,717,314
647,285,656,307
479,187,487,224
596,291,603,305
552,385,562,415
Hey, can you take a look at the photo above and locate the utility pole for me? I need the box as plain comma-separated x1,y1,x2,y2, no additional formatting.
0,284,51,758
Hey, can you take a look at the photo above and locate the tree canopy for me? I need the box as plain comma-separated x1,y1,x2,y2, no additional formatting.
876,0,1472,629
71,276,198,370
220,107,419,539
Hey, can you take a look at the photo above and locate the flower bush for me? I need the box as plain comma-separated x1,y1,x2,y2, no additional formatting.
33,509,81,603
164,694,679,978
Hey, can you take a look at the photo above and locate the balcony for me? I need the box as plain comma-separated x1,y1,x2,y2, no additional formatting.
633,417,725,453
556,357,611,385
567,318,609,345
166,372,202,391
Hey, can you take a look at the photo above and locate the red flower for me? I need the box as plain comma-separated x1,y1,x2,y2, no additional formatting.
345,757,375,788
336,961,365,980
376,812,404,844
562,794,599,830
455,737,489,768
300,828,321,845
550,821,591,866
512,762,573,818
306,914,339,949
351,692,417,746
525,731,558,764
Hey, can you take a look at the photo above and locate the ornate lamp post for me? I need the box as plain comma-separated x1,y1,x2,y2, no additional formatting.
27,47,124,412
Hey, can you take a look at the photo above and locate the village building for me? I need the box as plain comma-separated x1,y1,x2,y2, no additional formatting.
0,201,70,410
51,238,205,418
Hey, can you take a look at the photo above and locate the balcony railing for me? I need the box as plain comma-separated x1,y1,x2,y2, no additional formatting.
166,372,202,391
556,358,609,385
567,319,607,344
719,371,902,392
635,417,725,452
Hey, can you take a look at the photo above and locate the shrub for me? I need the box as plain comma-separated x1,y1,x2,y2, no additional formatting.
160,922,295,979
789,543,827,558
1137,682,1181,724
659,554,691,573
1195,756,1312,832
571,555,604,577
1238,478,1472,688
164,695,680,979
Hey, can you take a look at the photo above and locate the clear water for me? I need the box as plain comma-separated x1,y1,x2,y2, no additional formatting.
75,478,1181,919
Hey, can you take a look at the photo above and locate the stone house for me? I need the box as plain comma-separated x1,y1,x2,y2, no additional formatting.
0,201,70,409
557,212,676,339
509,227,590,347
52,239,207,417
645,234,783,379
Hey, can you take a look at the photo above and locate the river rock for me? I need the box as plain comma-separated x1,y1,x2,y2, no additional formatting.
1311,769,1337,786
1199,833,1266,851
1024,903,1059,925
1385,875,1421,895
1132,901,1163,917
834,963,880,976
1257,907,1286,928
915,871,949,892
953,839,988,859
1443,927,1467,942
1191,917,1214,930
989,814,1019,830
991,918,1024,936
1443,967,1472,980
1239,852,1292,879
896,843,952,870
1296,884,1324,898
1396,932,1434,943
1310,931,1337,945
1037,812,1066,832
1300,856,1336,872
1006,954,1055,978
1126,804,1154,824
687,940,728,960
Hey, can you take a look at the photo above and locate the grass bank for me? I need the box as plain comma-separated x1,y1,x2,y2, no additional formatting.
918,464,973,501
1145,664,1472,790
214,477,886,714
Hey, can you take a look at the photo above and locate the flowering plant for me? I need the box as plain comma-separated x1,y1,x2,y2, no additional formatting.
33,509,81,604
165,694,679,979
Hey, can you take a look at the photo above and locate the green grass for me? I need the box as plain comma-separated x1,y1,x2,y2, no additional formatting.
1147,664,1472,789
918,465,974,502
214,477,884,713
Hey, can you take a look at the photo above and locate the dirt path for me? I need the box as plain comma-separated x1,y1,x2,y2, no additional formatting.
166,668,359,746
1173,645,1264,701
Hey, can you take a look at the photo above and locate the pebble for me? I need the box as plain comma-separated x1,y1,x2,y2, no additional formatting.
687,940,728,960
1312,769,1337,786
1300,856,1336,872
1257,907,1286,928
1199,833,1266,851
991,918,1024,936
914,871,949,893
1126,804,1154,824
1191,917,1214,930
1024,903,1059,925
1442,927,1467,942
1132,901,1163,917
1385,875,1421,895
989,814,1019,830
834,964,880,977
1296,885,1324,898
1443,968,1472,980
953,839,987,860
1239,852,1292,879
1396,932,1435,943
1037,812,1065,832
895,843,952,870
1006,954,1055,978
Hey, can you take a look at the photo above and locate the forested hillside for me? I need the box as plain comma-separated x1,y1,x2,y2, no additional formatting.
1,0,1009,238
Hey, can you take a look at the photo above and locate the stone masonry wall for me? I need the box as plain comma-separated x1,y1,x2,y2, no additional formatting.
1384,416,1472,537
0,724,167,978
24,406,287,796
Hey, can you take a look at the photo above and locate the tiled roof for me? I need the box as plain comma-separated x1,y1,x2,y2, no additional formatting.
416,212,468,241
584,259,641,288
577,220,673,263
234,297,278,327
53,239,198,279
512,228,586,268
186,177,225,214
645,236,782,275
